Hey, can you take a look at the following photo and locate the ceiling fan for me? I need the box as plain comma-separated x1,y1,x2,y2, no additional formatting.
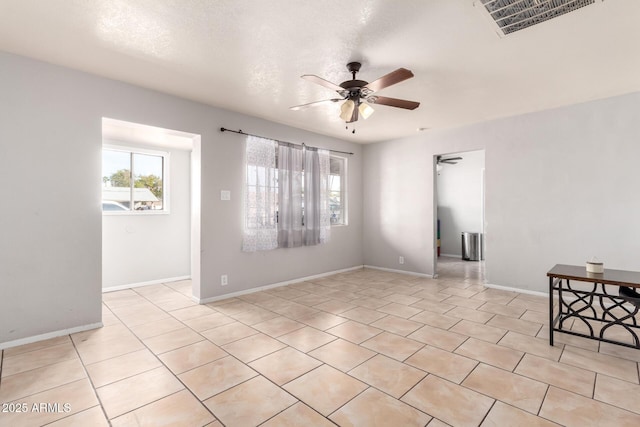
437,156,463,165
290,62,420,123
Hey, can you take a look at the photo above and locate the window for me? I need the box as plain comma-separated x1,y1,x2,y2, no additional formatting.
102,147,168,213
243,136,341,251
329,156,347,225
243,136,278,251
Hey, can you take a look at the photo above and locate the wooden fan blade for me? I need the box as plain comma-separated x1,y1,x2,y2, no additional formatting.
301,74,344,92
364,68,414,92
370,96,420,110
290,99,342,111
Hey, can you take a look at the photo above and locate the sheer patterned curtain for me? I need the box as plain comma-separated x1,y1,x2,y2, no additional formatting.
242,136,278,252
277,144,304,247
318,149,331,243
304,148,331,245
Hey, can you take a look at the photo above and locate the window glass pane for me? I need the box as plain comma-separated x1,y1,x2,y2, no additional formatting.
133,153,164,210
330,191,341,224
102,149,131,211
330,175,341,192
329,156,345,225
330,157,343,175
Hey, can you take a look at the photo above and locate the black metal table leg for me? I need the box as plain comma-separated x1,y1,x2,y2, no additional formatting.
549,276,554,346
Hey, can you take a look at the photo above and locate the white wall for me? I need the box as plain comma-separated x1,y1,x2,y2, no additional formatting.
0,52,363,347
437,150,485,256
364,91,640,292
102,140,191,289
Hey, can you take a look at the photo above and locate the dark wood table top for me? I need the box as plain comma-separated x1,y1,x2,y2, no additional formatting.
547,264,640,288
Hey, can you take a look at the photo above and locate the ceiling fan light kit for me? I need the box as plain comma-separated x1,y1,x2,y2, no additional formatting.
339,99,355,122
291,62,420,127
359,102,374,120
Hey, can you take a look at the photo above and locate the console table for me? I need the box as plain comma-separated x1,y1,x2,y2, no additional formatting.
548,264,640,349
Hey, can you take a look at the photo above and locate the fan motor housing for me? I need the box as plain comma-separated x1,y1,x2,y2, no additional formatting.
341,62,367,90
340,80,368,90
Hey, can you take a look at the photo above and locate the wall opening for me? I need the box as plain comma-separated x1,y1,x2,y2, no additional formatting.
433,149,486,282
101,118,201,299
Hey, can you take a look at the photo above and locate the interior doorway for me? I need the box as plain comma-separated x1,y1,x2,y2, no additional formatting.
433,149,486,282
101,118,201,299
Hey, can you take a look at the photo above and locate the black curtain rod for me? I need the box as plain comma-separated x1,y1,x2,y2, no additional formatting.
220,127,354,155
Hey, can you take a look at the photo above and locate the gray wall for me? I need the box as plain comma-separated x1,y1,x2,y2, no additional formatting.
0,52,363,346
364,92,640,292
102,140,191,289
4,48,638,346
437,150,485,257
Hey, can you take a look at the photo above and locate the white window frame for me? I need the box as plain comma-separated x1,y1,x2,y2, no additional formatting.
102,144,170,215
329,155,348,226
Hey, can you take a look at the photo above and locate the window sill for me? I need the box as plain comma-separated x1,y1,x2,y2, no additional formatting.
102,210,170,216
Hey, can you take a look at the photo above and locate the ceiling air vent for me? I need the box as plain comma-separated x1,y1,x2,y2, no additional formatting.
478,0,596,35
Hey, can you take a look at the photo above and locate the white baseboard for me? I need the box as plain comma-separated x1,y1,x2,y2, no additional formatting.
363,265,434,279
484,282,548,297
0,322,103,351
196,265,364,304
439,254,462,258
103,275,191,293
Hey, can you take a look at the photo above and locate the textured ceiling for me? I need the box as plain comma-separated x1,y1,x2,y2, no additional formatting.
1,0,638,143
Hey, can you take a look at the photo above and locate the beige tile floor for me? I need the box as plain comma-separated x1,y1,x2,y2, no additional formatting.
2,263,640,426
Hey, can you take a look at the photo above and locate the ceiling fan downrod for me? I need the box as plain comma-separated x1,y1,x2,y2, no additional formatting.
347,62,361,80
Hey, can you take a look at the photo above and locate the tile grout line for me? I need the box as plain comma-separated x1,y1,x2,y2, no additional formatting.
590,374,640,417
39,405,109,427
448,358,554,417
105,291,224,424
396,373,443,418
125,282,407,424
1,341,81,379
228,367,313,422
151,278,624,392
477,399,498,426
246,368,318,426
511,350,527,374
256,400,335,427
0,356,93,405
122,288,255,426
280,333,428,425
325,385,372,421
67,333,112,427
13,266,639,425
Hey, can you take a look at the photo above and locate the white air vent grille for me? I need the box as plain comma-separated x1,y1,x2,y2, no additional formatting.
480,0,596,35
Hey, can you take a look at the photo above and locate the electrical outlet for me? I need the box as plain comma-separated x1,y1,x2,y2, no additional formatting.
399,256,405,265
221,275,228,286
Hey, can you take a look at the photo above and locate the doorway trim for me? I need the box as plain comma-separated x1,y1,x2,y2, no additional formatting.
433,149,486,279
101,118,201,300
